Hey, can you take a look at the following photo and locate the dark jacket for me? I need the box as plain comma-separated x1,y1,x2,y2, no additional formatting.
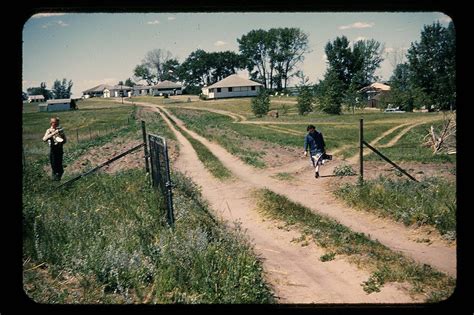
304,130,325,153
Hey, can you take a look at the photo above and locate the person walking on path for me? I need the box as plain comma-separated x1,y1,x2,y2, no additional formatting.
303,124,326,178
42,117,67,181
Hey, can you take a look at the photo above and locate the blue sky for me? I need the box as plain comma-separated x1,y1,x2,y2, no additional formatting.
22,12,452,98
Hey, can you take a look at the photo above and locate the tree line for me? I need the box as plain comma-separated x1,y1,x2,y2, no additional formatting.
24,22,455,114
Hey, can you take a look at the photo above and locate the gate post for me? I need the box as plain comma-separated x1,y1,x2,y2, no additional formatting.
359,119,364,185
141,120,150,174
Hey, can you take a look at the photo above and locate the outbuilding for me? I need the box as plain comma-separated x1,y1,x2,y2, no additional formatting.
201,74,263,99
39,99,72,112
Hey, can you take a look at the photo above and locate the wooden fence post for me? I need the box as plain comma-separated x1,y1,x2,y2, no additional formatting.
359,119,364,185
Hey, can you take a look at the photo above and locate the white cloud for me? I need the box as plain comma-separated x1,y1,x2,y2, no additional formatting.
339,22,374,30
214,40,227,47
32,13,66,19
41,20,69,28
168,16,176,21
321,54,328,62
147,20,160,25
384,47,395,53
354,36,367,42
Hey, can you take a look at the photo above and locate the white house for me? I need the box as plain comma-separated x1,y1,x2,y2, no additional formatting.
151,80,183,96
82,84,114,98
39,99,72,112
28,95,45,103
201,74,263,99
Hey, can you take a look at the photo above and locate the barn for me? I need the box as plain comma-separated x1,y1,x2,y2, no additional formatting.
201,74,263,99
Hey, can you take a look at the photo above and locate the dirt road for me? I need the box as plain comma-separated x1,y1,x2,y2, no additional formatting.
127,101,455,303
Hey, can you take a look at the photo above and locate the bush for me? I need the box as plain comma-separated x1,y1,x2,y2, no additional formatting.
296,86,314,115
251,89,270,117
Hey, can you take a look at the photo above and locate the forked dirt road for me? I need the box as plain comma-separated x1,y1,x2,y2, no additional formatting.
130,101,455,303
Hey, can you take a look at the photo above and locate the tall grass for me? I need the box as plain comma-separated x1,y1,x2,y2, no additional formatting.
334,177,456,239
23,166,274,303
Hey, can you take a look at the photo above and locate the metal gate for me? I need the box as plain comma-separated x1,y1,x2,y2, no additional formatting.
148,133,174,226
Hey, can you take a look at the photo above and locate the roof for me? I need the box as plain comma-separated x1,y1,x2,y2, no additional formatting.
82,84,114,93
359,82,391,93
205,74,263,89
152,80,182,89
133,85,152,90
111,85,133,90
47,98,71,104
28,95,45,99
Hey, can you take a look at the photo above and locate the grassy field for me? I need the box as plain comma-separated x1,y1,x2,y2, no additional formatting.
168,106,450,163
22,98,275,303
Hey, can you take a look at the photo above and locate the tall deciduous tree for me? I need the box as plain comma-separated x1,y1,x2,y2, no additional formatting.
133,64,156,85
52,78,73,99
238,28,309,90
178,49,243,88
143,49,174,82
406,21,455,111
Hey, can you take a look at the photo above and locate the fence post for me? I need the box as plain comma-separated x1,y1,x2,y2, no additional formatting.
76,129,79,142
359,119,364,185
141,120,150,174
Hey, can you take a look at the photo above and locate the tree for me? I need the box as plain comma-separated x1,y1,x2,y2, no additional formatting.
388,63,417,111
316,70,344,115
133,64,156,85
143,49,174,82
351,39,384,87
251,89,270,117
27,82,53,100
52,79,73,99
178,49,243,88
324,36,384,91
162,59,180,81
125,78,135,87
238,28,310,90
297,86,314,115
273,27,310,90
406,21,456,111
238,29,271,88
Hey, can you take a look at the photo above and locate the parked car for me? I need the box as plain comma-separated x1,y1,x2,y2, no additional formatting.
384,107,405,113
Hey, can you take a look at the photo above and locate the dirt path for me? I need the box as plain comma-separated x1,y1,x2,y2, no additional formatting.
152,105,423,303
128,101,455,302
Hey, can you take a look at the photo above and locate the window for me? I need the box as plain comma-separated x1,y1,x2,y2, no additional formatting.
251,86,256,91
217,88,221,93
228,87,233,92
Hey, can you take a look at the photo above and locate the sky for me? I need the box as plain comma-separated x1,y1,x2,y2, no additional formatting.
22,11,452,98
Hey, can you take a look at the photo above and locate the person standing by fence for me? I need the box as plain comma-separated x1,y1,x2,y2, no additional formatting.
303,124,326,178
42,117,67,181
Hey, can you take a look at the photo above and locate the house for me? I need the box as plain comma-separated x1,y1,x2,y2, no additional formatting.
82,84,133,98
359,82,391,108
82,84,114,98
151,80,183,96
201,74,263,99
133,85,153,96
28,95,45,103
39,99,72,112
110,85,133,98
